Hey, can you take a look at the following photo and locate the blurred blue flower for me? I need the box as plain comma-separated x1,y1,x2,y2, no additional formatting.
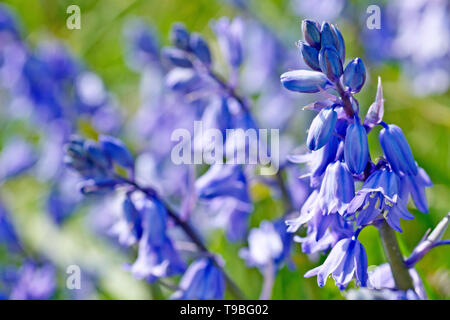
171,257,225,300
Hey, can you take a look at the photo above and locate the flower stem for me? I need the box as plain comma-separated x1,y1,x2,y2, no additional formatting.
378,221,414,291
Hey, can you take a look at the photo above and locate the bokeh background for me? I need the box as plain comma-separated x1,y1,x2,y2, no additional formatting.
0,0,449,299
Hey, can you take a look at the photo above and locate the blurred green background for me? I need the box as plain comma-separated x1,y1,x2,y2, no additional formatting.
1,0,449,299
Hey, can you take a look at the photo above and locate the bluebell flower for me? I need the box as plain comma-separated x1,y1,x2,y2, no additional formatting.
347,168,414,232
170,22,190,50
171,258,225,300
344,117,369,174
9,261,56,300
318,46,343,82
280,69,331,93
99,135,134,170
122,19,159,70
288,134,339,188
400,166,432,213
331,24,345,62
298,40,320,71
240,219,293,270
161,47,193,68
212,17,244,68
128,197,186,282
165,67,202,93
305,236,368,290
379,124,418,176
343,58,366,93
306,107,337,151
196,164,252,242
301,19,321,49
317,161,355,215
320,22,338,50
190,33,212,67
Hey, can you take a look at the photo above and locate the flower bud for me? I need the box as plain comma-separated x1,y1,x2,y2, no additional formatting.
190,33,212,66
99,135,134,169
280,70,330,93
344,119,369,174
331,24,345,63
161,47,193,68
302,19,321,49
165,68,200,93
343,58,366,93
170,23,190,50
320,22,338,50
85,141,111,169
307,107,337,151
298,40,320,71
319,46,343,81
79,178,118,195
379,124,418,176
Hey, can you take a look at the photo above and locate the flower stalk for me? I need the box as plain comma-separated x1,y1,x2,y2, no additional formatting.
378,220,414,291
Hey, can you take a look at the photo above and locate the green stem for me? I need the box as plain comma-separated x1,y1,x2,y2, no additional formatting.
378,221,414,291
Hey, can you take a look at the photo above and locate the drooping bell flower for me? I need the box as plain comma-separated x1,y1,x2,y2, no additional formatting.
347,168,414,232
171,258,225,300
317,161,355,215
400,166,432,213
379,124,418,176
344,117,369,174
287,133,339,188
304,236,368,290
128,198,186,282
306,107,337,151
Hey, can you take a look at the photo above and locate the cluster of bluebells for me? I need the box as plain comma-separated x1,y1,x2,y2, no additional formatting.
0,4,121,225
64,134,228,299
63,18,306,299
281,19,435,295
1,0,448,300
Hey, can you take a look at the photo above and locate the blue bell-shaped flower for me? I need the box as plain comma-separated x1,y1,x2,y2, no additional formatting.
307,107,337,151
